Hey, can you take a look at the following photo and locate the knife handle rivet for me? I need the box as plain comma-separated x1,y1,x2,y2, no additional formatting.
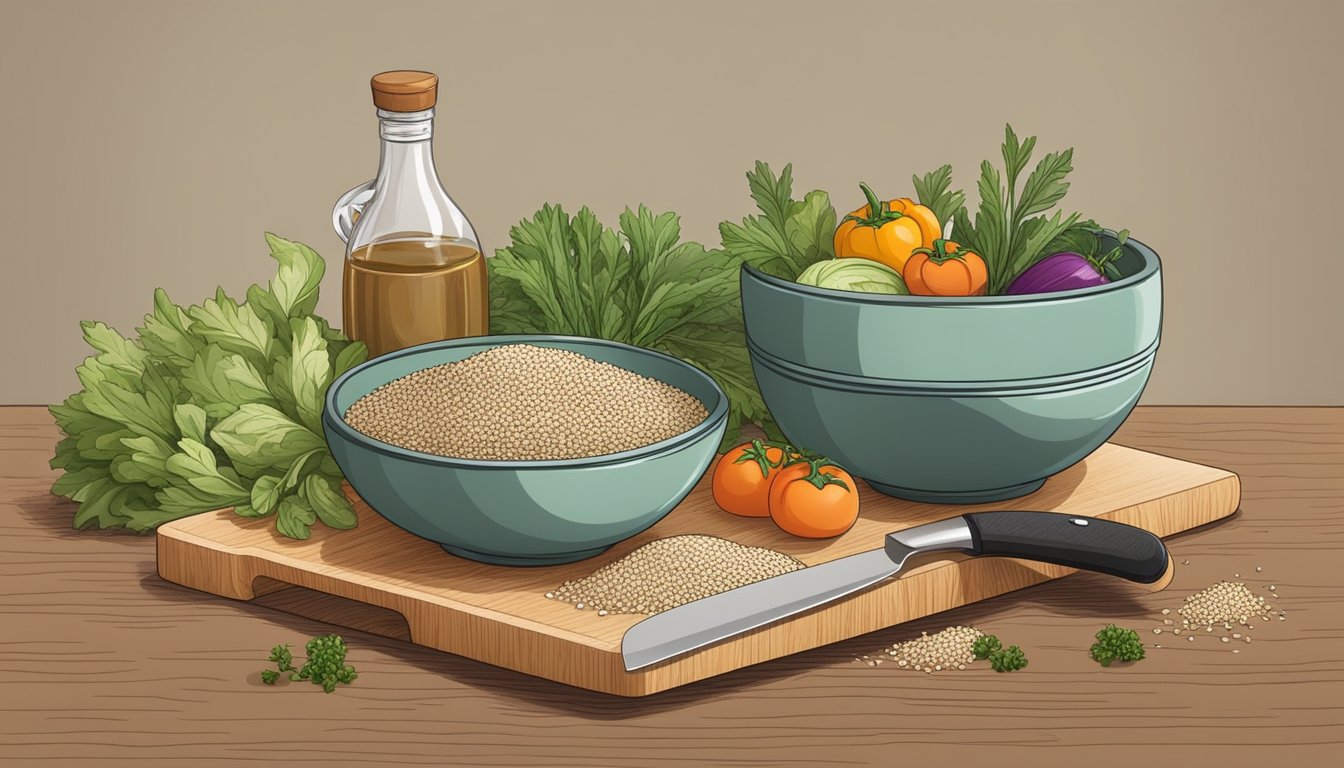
1069,518,1089,526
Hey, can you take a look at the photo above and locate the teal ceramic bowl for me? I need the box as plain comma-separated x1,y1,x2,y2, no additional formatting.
322,335,728,566
741,233,1162,504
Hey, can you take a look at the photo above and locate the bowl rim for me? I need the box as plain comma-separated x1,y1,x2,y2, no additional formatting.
322,334,730,470
743,230,1160,305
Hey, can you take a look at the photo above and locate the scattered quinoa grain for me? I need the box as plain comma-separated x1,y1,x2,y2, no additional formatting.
344,344,708,461
1179,581,1271,630
868,626,984,673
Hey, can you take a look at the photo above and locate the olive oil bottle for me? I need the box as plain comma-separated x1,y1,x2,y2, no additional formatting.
339,71,487,358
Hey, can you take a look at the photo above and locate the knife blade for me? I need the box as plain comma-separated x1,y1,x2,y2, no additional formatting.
621,511,1171,671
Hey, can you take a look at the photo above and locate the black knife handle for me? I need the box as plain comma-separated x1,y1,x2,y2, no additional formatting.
962,511,1169,584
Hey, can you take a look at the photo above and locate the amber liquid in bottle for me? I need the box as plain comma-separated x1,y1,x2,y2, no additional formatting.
343,238,487,359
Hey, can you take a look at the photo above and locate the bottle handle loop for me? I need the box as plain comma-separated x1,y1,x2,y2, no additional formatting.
332,179,376,244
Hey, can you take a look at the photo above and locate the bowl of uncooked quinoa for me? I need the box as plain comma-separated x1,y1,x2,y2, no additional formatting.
322,335,728,566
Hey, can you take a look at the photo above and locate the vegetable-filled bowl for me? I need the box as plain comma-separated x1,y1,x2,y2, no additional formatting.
322,335,728,566
740,232,1161,504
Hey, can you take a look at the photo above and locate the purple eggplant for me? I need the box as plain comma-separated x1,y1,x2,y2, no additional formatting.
1005,245,1126,296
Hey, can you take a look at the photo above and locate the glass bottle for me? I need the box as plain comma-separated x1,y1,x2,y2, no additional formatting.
338,70,487,358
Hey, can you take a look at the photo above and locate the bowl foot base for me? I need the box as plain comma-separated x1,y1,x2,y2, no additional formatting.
440,543,612,567
865,478,1046,505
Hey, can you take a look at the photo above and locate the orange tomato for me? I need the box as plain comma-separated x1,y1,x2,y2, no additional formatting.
903,239,988,296
712,440,789,518
768,461,859,538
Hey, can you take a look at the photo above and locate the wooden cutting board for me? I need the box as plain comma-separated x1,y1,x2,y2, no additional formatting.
156,443,1239,696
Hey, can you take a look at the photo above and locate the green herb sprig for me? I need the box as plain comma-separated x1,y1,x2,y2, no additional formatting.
49,234,366,539
988,645,1029,672
720,161,837,281
973,633,1028,672
259,635,358,693
1090,624,1146,667
972,634,1003,660
488,194,796,449
922,125,1083,294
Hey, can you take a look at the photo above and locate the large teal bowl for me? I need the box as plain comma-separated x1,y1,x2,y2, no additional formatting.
741,233,1162,504
322,335,728,566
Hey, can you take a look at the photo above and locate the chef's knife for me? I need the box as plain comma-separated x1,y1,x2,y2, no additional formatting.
621,511,1171,671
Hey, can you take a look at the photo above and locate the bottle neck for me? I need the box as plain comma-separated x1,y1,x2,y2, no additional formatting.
375,107,438,191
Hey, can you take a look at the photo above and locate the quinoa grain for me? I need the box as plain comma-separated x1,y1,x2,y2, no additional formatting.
549,535,804,615
1179,580,1273,630
869,626,984,673
343,344,708,461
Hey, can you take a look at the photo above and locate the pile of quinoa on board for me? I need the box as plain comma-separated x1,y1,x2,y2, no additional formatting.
545,535,805,616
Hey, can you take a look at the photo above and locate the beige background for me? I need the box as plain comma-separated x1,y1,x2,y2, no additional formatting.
1,0,1339,405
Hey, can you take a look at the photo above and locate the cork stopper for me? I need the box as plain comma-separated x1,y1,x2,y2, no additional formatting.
370,70,438,112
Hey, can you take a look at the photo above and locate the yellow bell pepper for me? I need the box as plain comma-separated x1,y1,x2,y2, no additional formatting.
833,183,942,274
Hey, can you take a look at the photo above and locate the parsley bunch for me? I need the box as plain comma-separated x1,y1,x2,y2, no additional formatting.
917,125,1098,295
719,161,836,282
49,234,367,539
261,635,358,693
1090,624,1146,667
488,201,786,448
972,634,1028,672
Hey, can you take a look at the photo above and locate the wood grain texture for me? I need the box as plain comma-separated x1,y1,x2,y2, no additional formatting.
2,406,1342,766
155,444,1238,696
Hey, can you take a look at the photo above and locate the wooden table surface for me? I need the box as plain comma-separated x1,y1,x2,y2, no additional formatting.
2,405,1341,767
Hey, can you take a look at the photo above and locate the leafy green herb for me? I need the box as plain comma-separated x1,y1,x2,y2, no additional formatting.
49,233,366,539
259,636,356,692
988,645,1028,672
972,633,1027,671
972,634,1003,660
945,125,1083,293
268,643,296,672
290,634,358,693
1090,624,1145,667
719,161,837,281
488,203,779,449
911,164,966,232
